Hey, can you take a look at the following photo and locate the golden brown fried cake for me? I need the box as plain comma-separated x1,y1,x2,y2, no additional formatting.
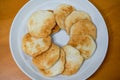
39,48,65,77
51,24,60,34
48,10,54,13
22,33,51,57
32,44,60,70
62,45,83,75
47,10,60,34
27,10,55,38
70,19,97,40
54,4,75,29
65,11,91,34
68,35,96,59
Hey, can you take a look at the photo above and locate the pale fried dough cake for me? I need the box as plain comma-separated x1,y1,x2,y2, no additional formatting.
70,19,97,40
68,35,96,59
54,4,75,29
22,33,51,57
62,45,83,75
32,44,60,70
27,10,55,38
39,48,65,77
65,11,91,34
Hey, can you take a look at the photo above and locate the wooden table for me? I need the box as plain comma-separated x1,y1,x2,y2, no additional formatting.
0,0,120,80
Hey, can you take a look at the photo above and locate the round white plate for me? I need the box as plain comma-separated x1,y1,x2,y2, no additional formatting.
9,0,108,80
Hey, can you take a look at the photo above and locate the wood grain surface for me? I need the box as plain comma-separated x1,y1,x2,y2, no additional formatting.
0,0,120,80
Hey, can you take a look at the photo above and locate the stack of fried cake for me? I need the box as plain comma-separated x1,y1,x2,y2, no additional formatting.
22,4,96,77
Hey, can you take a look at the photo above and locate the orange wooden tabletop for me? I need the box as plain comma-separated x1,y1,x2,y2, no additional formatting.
0,0,120,80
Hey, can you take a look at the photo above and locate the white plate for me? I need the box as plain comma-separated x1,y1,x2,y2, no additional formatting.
9,0,108,80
